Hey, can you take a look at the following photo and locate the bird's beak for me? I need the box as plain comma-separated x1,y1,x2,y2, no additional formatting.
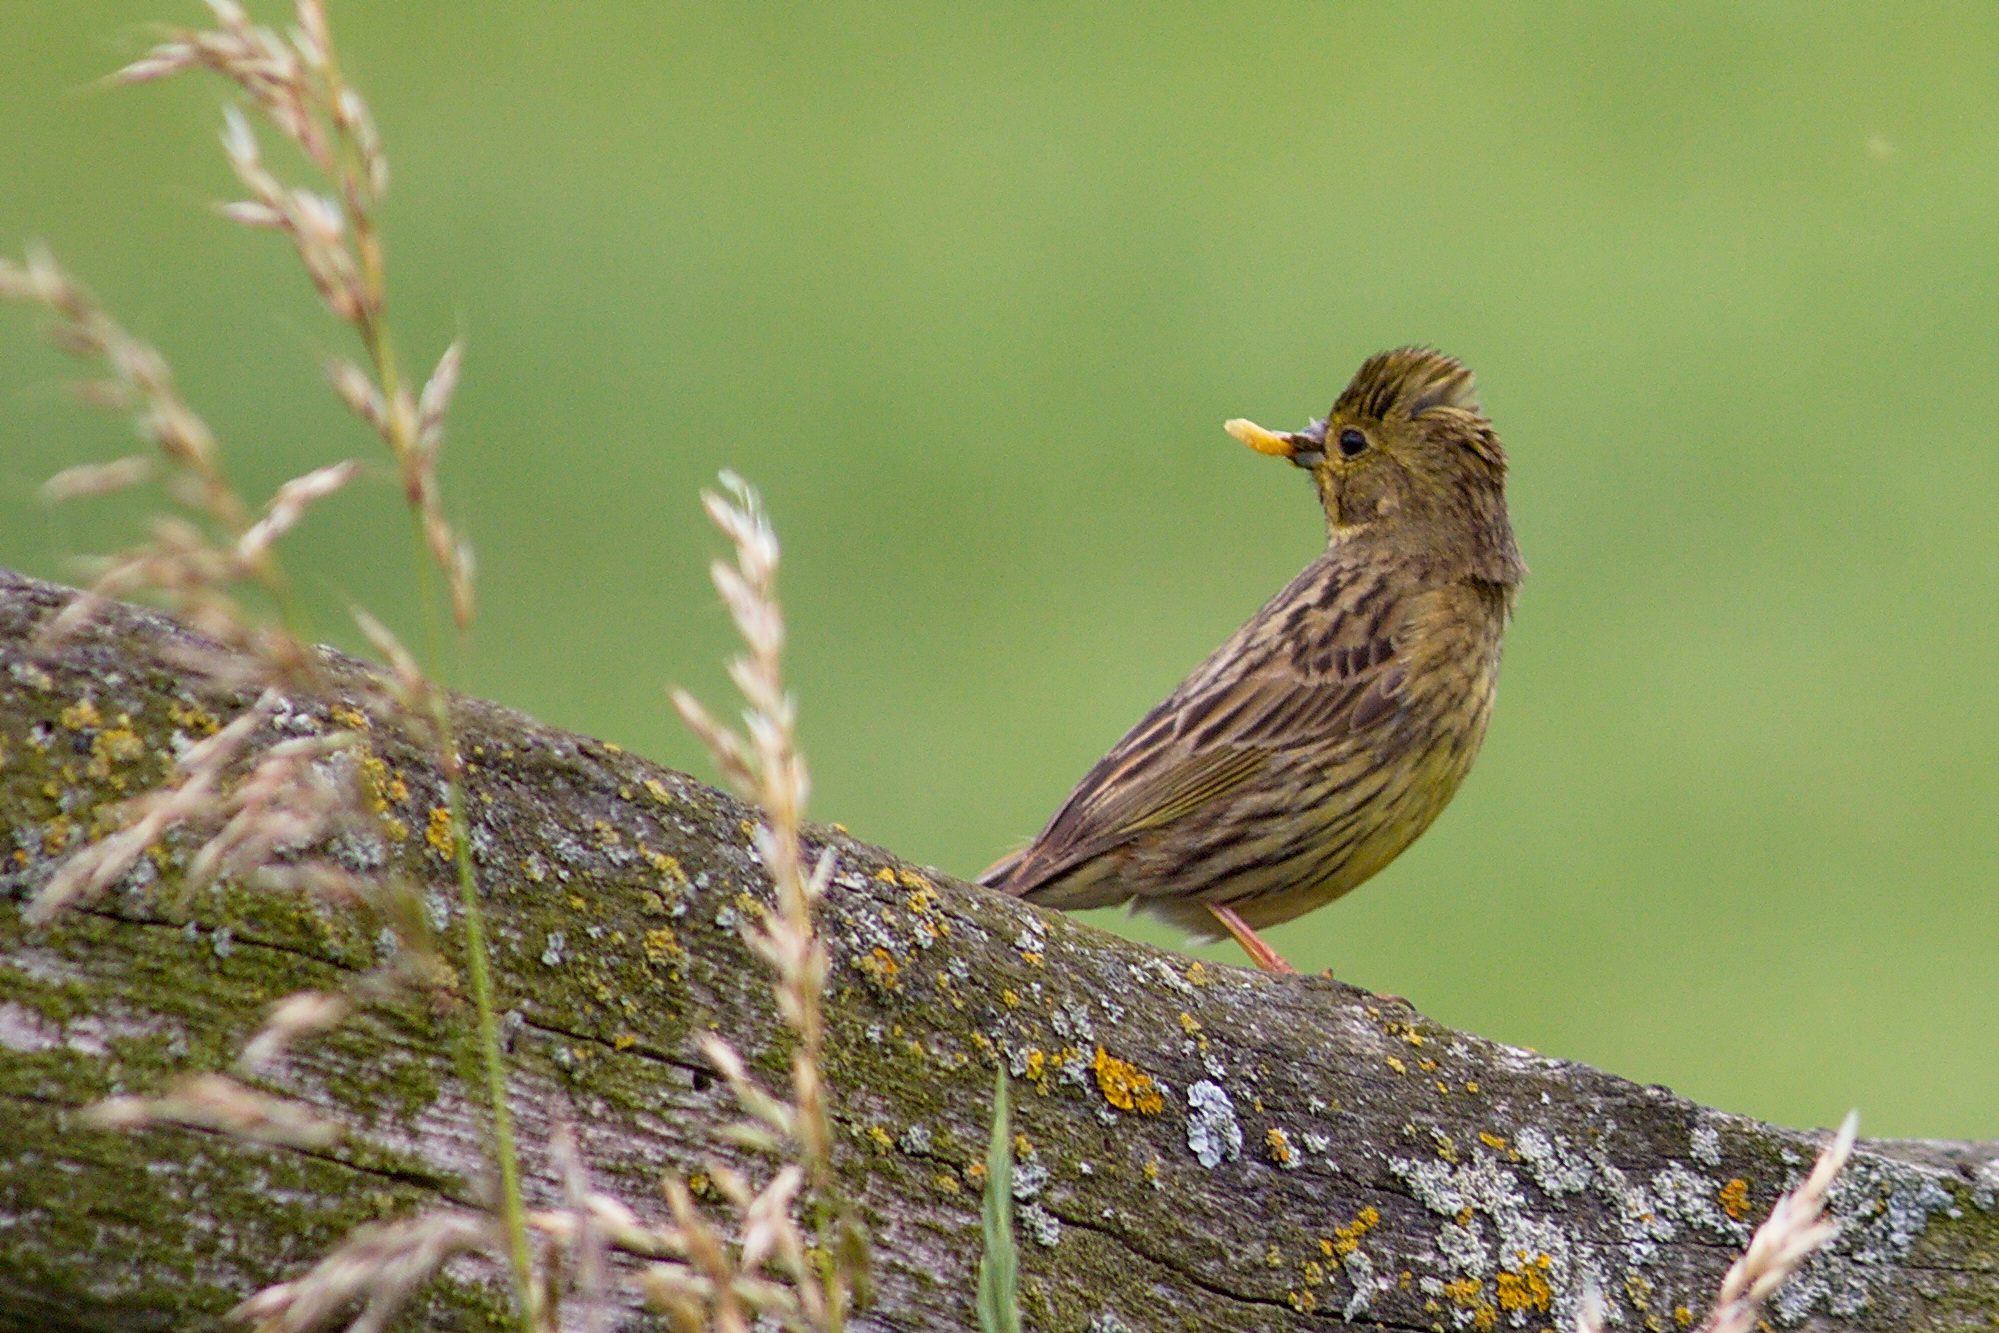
1225,418,1327,469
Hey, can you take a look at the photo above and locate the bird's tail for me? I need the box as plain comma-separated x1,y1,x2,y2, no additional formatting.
977,849,1028,893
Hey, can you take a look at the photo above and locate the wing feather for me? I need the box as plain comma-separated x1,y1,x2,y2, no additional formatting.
983,551,1413,899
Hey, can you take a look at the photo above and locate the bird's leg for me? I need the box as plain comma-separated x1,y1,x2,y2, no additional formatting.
1207,904,1298,975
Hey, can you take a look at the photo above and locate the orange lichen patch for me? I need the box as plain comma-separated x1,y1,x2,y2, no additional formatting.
1497,1255,1553,1313
42,818,74,856
1185,961,1211,986
643,778,673,806
866,1125,893,1151
1674,1307,1694,1328
1385,1055,1407,1074
59,699,102,730
328,703,368,730
1465,1080,1481,1094
1301,1259,1325,1287
1021,1049,1048,1086
1479,1132,1508,1151
602,742,623,755
567,894,589,912
1265,1127,1294,1166
1013,1133,1034,1159
964,1160,988,1186
898,867,934,891
1287,1290,1319,1314
1091,1047,1164,1115
1442,1278,1498,1332
933,1172,960,1195
1000,989,1021,1008
425,806,457,856
613,1033,637,1051
1179,1011,1210,1052
593,820,622,847
358,754,405,813
643,849,689,886
1719,1178,1749,1220
1326,1206,1380,1257
1435,1134,1459,1163
1418,1057,1439,1072
643,927,684,965
88,726,144,779
856,948,902,992
1019,949,1044,967
1143,1157,1161,1186
165,700,218,734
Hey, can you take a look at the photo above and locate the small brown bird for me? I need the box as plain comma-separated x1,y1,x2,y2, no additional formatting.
981,348,1524,974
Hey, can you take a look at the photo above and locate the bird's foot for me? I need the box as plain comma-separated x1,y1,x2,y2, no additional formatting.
1207,904,1298,975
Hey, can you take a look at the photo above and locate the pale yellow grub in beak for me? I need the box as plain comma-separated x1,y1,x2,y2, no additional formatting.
1225,418,1295,459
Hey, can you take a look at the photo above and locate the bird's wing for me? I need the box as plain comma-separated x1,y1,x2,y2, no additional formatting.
982,553,1410,897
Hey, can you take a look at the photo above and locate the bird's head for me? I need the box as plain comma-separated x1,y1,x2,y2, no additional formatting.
1227,347,1523,583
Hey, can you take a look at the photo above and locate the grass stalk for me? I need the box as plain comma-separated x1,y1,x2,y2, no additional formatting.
977,1068,1020,1333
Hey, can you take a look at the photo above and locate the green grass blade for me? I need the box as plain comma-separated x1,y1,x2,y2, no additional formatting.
977,1066,1020,1333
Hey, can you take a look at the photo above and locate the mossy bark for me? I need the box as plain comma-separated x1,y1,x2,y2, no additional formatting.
0,567,1993,1333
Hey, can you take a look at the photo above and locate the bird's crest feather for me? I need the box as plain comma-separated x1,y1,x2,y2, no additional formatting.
1335,347,1481,423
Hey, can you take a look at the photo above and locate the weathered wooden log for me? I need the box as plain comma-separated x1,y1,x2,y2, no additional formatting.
0,567,1993,1333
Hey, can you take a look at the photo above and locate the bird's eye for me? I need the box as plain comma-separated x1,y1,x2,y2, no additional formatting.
1337,427,1368,458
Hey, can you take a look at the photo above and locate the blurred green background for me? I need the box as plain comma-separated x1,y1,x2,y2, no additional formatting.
3,2,1995,1139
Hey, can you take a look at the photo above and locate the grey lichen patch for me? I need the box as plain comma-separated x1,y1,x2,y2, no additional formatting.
1588,1154,1678,1262
1184,1079,1242,1168
1012,1157,1049,1200
1436,1216,1492,1278
1832,1150,1960,1265
1391,1144,1584,1328
1512,1124,1591,1196
1652,1162,1749,1242
1020,1200,1061,1247
1765,1148,1973,1325
1341,1246,1381,1319
1691,1122,1722,1167
1975,1159,1999,1212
